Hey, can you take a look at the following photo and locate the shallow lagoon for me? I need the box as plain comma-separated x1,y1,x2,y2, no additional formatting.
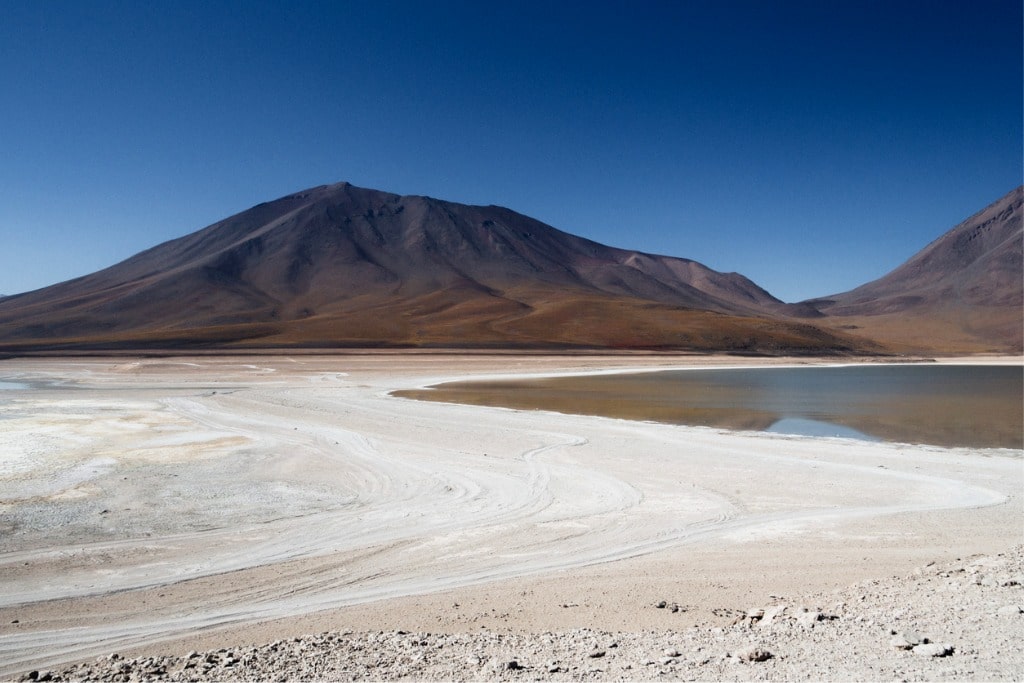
403,364,1023,449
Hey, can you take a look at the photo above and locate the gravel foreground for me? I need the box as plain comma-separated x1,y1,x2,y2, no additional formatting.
18,546,1023,682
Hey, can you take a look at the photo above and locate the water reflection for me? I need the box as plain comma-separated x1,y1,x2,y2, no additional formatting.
398,365,1023,449
766,417,880,442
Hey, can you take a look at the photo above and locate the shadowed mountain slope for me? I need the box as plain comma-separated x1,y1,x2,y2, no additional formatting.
805,186,1023,353
0,182,868,353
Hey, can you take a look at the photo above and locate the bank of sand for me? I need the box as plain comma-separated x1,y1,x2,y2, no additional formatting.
0,354,1020,678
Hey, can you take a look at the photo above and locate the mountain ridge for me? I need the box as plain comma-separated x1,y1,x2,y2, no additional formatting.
803,185,1022,352
0,182,1018,354
0,182,862,353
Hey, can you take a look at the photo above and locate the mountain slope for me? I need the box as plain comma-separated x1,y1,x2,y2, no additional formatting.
0,182,867,353
805,186,1023,352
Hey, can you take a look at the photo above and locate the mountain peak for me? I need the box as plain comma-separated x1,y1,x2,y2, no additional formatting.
1,183,1016,354
0,181,858,353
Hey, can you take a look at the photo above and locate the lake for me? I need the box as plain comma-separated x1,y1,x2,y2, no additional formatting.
399,364,1023,449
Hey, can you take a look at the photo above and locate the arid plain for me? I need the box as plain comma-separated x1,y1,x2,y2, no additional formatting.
0,353,1021,679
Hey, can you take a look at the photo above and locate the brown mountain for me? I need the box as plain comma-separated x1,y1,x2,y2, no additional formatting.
804,186,1023,353
0,182,866,353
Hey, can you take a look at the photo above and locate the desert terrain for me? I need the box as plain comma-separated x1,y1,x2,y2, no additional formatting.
0,353,1021,680
1,183,1019,356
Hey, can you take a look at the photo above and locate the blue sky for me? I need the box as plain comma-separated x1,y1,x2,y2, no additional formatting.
1,0,1020,302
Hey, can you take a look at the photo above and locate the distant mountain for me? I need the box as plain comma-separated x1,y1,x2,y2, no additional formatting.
2,182,1017,355
805,186,1023,353
0,182,865,354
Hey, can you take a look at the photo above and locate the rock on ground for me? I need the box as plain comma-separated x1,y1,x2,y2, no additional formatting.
16,546,1024,681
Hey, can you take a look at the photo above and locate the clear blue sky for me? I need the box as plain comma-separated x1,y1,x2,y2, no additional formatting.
1,0,1020,302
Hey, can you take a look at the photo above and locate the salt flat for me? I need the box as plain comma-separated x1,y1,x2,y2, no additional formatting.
0,354,1020,677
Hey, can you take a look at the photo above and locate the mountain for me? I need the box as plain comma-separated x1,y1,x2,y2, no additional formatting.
804,186,1023,353
0,182,867,354
3,182,1016,355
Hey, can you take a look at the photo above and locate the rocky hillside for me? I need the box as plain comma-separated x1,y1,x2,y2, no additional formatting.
0,182,866,354
804,186,1023,353
2,182,1018,354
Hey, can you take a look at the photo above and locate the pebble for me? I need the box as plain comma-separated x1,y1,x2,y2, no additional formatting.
890,630,925,650
913,643,954,658
759,605,786,626
734,646,772,662
796,610,822,628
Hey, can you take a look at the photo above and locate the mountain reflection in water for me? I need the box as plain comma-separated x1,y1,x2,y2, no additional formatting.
398,365,1023,449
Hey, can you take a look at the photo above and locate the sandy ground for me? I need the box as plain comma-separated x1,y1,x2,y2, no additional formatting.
0,353,1020,678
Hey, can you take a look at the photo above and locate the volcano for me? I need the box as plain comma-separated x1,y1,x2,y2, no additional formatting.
0,182,864,353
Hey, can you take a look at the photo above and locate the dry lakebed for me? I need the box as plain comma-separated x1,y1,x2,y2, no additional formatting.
0,353,1021,681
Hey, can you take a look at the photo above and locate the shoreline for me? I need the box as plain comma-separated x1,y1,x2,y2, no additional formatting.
0,354,1020,678
393,358,1022,450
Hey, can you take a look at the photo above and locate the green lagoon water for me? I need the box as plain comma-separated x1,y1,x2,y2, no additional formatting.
401,364,1023,449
